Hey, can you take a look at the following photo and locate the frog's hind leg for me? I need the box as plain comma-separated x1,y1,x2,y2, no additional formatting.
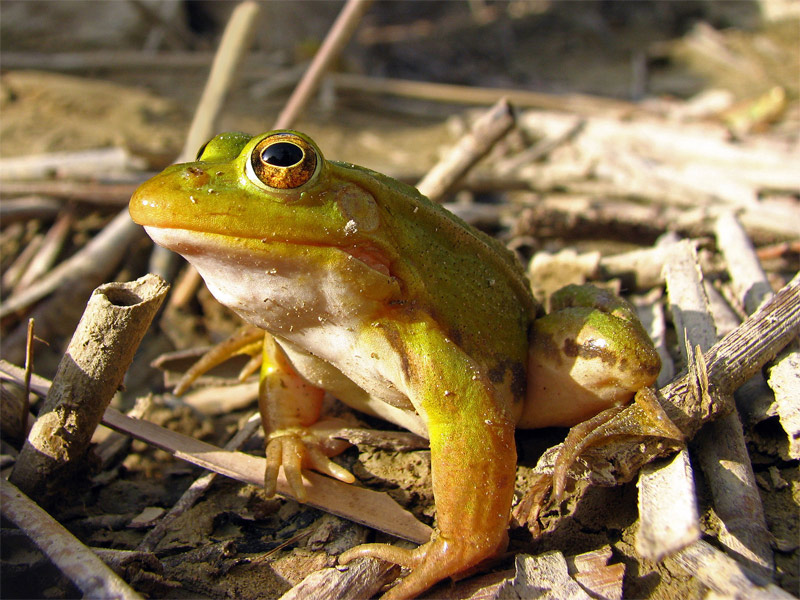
340,316,518,599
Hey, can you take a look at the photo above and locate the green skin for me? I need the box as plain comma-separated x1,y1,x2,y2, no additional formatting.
130,130,660,600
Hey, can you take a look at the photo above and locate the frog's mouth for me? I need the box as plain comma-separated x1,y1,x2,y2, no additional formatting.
340,245,392,277
143,225,397,283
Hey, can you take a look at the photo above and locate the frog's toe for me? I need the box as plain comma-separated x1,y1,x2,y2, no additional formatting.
305,445,356,484
264,434,303,499
340,543,434,600
264,427,355,502
340,543,419,570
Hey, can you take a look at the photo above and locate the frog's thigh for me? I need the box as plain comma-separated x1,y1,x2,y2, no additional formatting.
520,309,658,429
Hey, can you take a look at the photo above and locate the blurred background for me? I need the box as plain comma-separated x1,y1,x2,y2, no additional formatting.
1,0,797,173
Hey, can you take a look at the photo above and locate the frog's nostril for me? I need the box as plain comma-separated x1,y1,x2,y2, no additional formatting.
183,166,210,187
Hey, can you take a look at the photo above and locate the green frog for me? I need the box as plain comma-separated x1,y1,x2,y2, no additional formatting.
130,130,662,599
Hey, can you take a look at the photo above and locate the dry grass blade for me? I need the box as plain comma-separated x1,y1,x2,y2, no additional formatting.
100,407,432,544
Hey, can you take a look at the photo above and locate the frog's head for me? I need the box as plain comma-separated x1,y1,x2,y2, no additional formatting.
129,130,401,329
132,130,380,247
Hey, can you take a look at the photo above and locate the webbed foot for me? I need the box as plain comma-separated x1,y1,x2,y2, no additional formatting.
339,533,504,600
553,386,685,499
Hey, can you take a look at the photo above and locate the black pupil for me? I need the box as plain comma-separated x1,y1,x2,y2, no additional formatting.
262,142,303,167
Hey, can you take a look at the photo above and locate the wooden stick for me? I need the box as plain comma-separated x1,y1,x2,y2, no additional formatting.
693,212,776,578
9,275,169,503
1,231,45,290
636,242,705,561
279,557,398,600
273,0,373,129
767,351,800,459
332,73,637,116
0,147,142,181
0,196,63,221
0,180,138,207
716,211,772,315
0,359,52,398
14,210,73,292
0,50,229,70
416,98,515,202
0,478,143,600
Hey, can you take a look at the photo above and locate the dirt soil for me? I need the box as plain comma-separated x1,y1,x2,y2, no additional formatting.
1,2,798,599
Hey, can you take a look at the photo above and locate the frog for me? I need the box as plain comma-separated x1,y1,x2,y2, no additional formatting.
129,130,664,599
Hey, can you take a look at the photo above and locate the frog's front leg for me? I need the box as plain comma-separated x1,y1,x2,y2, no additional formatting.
340,316,518,600
258,332,354,501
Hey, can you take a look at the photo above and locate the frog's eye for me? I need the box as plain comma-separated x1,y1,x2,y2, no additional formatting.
248,133,318,190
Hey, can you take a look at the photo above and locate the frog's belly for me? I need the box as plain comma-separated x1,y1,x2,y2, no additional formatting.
277,339,428,438
145,226,422,432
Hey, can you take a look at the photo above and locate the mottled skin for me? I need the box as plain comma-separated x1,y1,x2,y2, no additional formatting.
130,131,661,599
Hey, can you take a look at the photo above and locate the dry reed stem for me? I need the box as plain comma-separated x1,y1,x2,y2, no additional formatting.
0,210,145,319
689,211,777,578
13,210,73,292
635,242,704,561
331,73,637,117
9,275,169,503
273,0,373,130
177,1,261,163
416,98,515,202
